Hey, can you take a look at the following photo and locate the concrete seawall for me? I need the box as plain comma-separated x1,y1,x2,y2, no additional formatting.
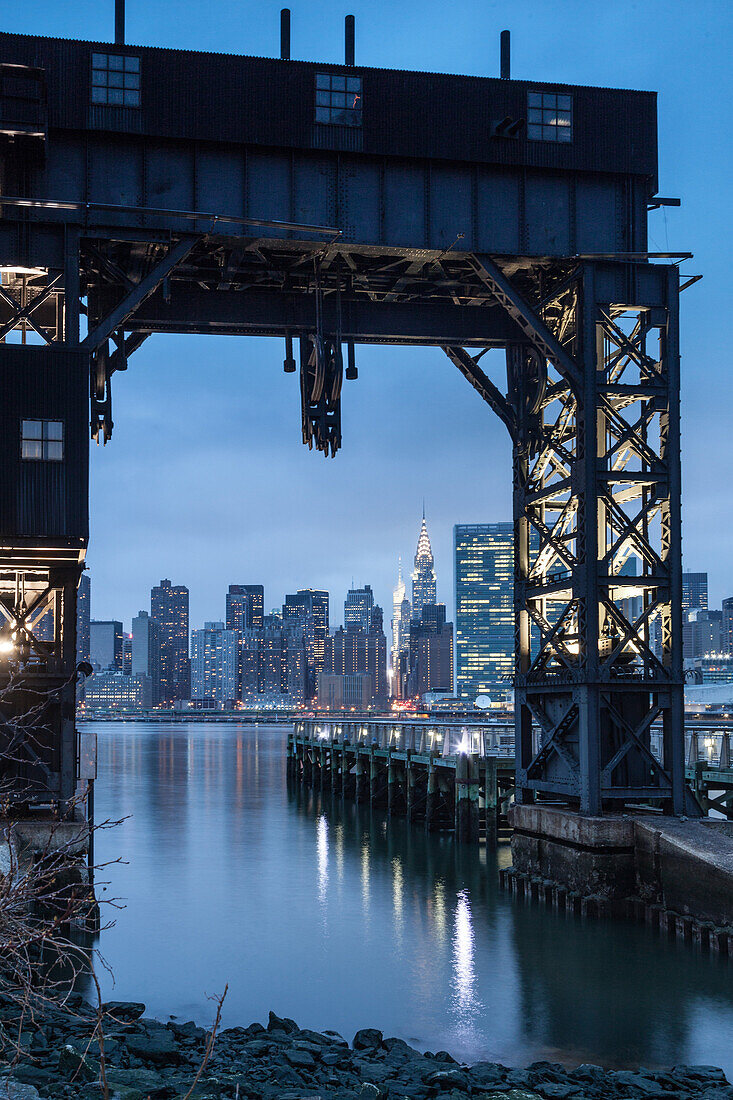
510,804,733,937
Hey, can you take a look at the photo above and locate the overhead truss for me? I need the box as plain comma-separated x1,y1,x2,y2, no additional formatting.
0,206,693,813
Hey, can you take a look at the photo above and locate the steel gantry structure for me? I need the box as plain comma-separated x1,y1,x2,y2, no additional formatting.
0,9,698,815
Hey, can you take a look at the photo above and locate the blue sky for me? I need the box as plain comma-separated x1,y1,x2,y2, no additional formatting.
3,0,732,630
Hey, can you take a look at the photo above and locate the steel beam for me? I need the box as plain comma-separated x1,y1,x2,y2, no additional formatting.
82,236,201,353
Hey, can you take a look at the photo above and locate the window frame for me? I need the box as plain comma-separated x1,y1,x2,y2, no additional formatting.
90,52,141,108
314,72,363,128
526,91,572,144
21,418,65,462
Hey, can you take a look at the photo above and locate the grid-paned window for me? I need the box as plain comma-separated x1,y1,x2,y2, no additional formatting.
21,420,64,461
315,73,362,127
527,92,572,143
91,53,140,107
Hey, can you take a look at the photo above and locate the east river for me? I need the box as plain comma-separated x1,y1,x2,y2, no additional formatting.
84,721,733,1076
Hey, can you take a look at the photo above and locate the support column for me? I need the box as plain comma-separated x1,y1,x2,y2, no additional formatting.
455,754,479,842
369,745,377,806
505,261,691,816
406,754,414,821
387,752,395,816
485,757,498,847
355,751,367,803
426,757,438,831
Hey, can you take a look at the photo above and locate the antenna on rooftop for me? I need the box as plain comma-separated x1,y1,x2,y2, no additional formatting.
500,30,511,78
280,9,291,60
115,0,125,45
345,15,355,65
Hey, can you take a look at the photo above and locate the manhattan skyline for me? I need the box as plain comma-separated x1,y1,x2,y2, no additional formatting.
9,0,731,629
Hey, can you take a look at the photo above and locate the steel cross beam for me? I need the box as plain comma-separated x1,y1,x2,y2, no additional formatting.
81,235,201,353
442,346,516,437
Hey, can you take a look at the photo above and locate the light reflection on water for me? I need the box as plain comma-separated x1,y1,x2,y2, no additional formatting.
87,722,733,1073
451,889,483,1049
316,814,329,909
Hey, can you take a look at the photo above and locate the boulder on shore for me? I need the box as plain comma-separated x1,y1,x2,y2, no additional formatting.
0,1002,730,1100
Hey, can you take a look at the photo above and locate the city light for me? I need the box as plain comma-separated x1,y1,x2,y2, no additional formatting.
0,638,15,655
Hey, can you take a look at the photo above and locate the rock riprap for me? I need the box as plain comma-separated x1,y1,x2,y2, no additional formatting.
0,1000,731,1099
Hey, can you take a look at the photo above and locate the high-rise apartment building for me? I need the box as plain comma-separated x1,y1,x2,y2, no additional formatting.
34,608,54,643
684,609,723,660
722,597,733,655
281,613,308,704
454,522,514,698
344,584,375,633
76,572,91,665
90,620,123,671
190,622,238,706
683,572,708,613
323,603,387,703
283,589,329,698
151,579,190,703
122,634,133,675
259,624,288,695
226,585,264,633
132,610,162,704
238,620,304,704
411,511,437,618
408,603,453,697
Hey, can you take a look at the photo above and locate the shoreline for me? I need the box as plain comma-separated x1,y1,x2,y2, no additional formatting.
2,1000,730,1100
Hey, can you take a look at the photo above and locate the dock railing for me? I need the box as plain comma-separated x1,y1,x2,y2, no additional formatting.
293,717,515,759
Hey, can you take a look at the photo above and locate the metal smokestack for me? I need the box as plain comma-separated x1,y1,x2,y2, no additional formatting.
280,9,291,60
345,15,355,66
115,0,125,45
500,30,510,79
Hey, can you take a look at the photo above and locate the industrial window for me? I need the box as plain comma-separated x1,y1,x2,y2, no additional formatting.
91,53,140,107
21,419,64,461
315,73,362,127
527,92,572,143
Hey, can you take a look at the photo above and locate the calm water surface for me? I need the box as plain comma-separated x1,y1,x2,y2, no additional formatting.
85,721,733,1074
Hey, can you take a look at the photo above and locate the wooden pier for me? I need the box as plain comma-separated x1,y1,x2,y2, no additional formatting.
287,718,515,844
288,717,733,844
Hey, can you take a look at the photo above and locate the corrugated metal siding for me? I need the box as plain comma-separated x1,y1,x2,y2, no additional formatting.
19,462,67,536
0,32,657,184
0,344,89,541
312,124,363,153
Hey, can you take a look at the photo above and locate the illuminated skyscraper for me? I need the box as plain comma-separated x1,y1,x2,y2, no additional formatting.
283,589,329,699
132,610,161,704
324,603,388,703
454,522,514,698
408,603,454,697
76,572,91,664
90,620,123,671
411,509,436,618
151,579,190,702
226,584,264,633
344,584,374,633
682,572,708,613
391,559,411,698
190,622,238,706
723,597,733,655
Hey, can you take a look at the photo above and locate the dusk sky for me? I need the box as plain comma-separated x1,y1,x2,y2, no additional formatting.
4,0,732,632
